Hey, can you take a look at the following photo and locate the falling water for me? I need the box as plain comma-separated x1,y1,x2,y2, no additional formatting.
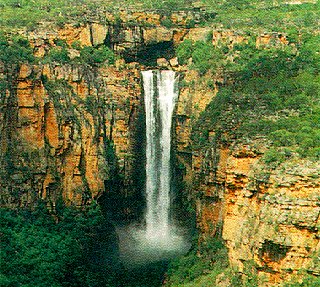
116,71,190,269
142,70,178,243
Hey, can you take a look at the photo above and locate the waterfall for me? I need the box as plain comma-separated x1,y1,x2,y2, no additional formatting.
116,71,189,267
142,70,178,242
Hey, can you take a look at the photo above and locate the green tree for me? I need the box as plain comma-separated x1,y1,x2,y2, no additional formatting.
0,201,118,287
80,46,116,67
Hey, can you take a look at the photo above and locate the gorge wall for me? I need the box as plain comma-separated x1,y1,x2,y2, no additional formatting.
0,51,143,210
174,30,319,284
173,31,320,285
0,9,319,286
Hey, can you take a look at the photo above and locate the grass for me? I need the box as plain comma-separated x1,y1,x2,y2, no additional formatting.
170,268,224,287
0,0,89,29
205,0,320,32
0,0,319,33
0,0,194,29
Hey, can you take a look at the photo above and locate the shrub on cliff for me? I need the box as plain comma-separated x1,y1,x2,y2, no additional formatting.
80,46,116,67
176,40,193,65
45,47,70,64
176,40,225,74
0,34,34,66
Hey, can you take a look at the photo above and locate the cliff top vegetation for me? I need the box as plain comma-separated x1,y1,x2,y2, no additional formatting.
0,0,319,32
186,33,320,163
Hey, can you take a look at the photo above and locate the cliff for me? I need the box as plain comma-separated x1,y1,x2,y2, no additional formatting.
187,140,319,285
0,10,211,212
0,9,217,211
0,40,143,208
173,28,320,285
0,6,319,286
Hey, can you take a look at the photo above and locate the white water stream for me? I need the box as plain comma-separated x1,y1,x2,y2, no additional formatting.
142,70,178,242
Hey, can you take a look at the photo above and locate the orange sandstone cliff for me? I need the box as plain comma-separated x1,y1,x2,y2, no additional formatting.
0,13,319,286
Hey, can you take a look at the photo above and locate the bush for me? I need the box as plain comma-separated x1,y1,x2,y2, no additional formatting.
161,17,174,28
192,41,214,75
80,46,116,67
46,47,70,64
176,40,225,74
176,40,193,65
270,130,296,147
0,34,35,65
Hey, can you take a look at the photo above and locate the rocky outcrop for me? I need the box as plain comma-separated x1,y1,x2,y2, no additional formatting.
178,132,319,285
25,9,213,53
0,59,142,208
173,40,319,284
222,148,319,285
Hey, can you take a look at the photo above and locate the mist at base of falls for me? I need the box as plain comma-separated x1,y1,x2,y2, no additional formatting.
114,223,192,287
116,224,191,269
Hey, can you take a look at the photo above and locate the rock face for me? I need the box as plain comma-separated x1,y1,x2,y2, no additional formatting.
0,59,142,208
1,12,319,286
188,142,320,285
222,151,319,285
0,16,218,209
175,69,320,285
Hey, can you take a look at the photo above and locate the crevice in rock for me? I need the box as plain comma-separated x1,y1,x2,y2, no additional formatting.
259,240,291,263
122,41,175,66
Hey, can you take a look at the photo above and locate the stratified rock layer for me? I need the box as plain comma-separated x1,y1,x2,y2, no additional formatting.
0,14,319,286
175,67,320,285
1,59,142,207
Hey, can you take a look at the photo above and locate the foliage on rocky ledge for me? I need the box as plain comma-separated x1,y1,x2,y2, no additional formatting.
0,34,34,65
190,34,320,163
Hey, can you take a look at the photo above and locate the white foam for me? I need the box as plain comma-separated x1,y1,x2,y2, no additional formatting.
116,224,190,268
142,70,178,241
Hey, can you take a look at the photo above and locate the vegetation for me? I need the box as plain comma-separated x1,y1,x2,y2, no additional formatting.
0,32,116,71
204,0,319,32
283,275,320,287
43,41,116,67
166,237,262,287
0,34,34,65
0,201,119,287
177,39,226,74
190,34,320,162
0,0,319,33
166,237,228,286
79,46,116,67
0,0,189,29
45,47,70,64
